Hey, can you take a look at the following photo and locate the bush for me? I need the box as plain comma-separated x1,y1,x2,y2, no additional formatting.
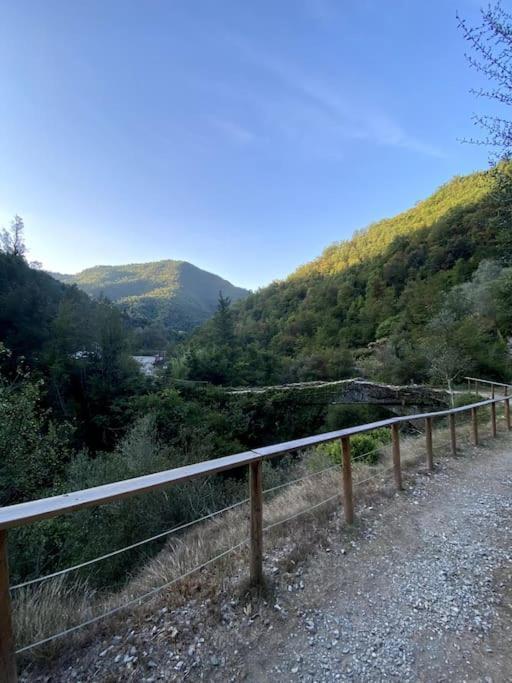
451,391,496,425
8,415,251,588
312,427,390,468
0,357,70,506
453,391,480,407
351,435,380,464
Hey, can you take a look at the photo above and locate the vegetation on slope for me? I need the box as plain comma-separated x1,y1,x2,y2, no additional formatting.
4,162,512,606
293,171,493,278
54,259,249,349
182,165,512,386
3,224,383,589
0,234,149,461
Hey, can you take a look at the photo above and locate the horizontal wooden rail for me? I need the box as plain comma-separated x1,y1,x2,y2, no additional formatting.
464,376,512,390
0,398,503,531
0,451,260,530
0,397,504,532
0,386,510,682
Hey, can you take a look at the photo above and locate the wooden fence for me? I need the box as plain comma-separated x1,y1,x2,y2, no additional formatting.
0,380,511,681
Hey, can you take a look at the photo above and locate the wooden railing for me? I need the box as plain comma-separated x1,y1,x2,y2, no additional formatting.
465,376,511,397
1,382,511,681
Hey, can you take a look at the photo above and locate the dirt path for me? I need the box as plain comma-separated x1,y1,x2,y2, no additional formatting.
22,436,512,682
236,440,512,682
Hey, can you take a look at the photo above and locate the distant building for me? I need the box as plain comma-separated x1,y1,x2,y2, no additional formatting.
132,355,163,377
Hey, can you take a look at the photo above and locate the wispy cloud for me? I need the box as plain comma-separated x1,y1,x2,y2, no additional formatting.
300,0,339,25
362,112,445,157
207,34,444,159
209,117,256,146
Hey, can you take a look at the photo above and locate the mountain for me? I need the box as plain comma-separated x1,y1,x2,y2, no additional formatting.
0,249,145,451
53,260,250,338
186,164,512,386
1,252,79,361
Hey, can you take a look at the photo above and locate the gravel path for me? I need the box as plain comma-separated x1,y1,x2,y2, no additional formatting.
22,436,512,682
240,440,512,682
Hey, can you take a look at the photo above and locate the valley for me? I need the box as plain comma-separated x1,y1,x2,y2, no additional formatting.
4,2,512,680
53,259,249,348
2,163,512,680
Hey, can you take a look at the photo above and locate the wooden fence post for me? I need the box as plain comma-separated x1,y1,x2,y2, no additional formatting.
391,423,402,490
249,461,263,586
491,401,497,438
449,413,457,456
0,530,17,683
425,417,433,471
341,436,354,525
471,407,479,446
505,388,511,431
475,380,479,398
491,383,495,399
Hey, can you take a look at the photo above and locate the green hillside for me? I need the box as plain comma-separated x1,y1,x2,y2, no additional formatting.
293,171,493,278
54,260,249,342
0,250,143,455
185,165,512,385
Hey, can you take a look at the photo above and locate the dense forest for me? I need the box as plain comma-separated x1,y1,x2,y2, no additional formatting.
181,164,512,387
2,161,512,589
2,223,379,587
54,259,249,351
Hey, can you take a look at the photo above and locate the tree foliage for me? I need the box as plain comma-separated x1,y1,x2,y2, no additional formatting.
0,236,143,452
458,2,512,159
183,165,512,386
3,161,512,589
53,259,249,348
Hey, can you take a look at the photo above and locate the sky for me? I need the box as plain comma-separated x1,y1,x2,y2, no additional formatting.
0,0,501,290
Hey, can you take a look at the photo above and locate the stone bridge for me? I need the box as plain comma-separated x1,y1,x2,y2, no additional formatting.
228,378,449,411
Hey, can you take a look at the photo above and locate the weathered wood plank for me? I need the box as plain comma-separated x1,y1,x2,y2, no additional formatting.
449,414,457,456
0,531,17,682
341,437,354,525
425,417,433,471
249,461,263,586
0,399,505,531
465,376,512,390
0,451,260,530
472,407,479,446
391,423,402,491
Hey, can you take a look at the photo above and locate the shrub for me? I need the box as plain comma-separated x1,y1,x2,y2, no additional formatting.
0,355,70,506
312,428,389,468
351,434,382,464
453,391,480,407
8,416,247,588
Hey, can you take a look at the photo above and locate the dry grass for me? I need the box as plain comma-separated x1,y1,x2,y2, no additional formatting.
14,411,510,663
13,577,96,660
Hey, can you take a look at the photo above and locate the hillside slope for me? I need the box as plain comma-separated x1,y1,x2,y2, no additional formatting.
292,170,493,278
1,252,95,361
54,260,249,335
187,165,512,385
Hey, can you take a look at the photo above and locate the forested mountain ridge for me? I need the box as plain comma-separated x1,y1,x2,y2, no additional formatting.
184,165,512,386
292,170,493,279
3,164,512,612
0,250,144,455
53,259,249,342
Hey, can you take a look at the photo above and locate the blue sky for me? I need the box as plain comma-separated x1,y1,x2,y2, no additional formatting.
0,0,499,290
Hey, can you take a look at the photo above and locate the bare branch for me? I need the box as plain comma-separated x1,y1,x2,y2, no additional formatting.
458,3,512,160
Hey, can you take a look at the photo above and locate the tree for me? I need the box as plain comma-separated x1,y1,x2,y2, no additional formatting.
0,345,69,505
0,215,26,258
422,309,472,404
458,3,512,159
212,291,235,347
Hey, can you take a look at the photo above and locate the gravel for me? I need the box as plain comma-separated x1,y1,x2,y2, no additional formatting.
21,436,512,682
243,443,512,682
